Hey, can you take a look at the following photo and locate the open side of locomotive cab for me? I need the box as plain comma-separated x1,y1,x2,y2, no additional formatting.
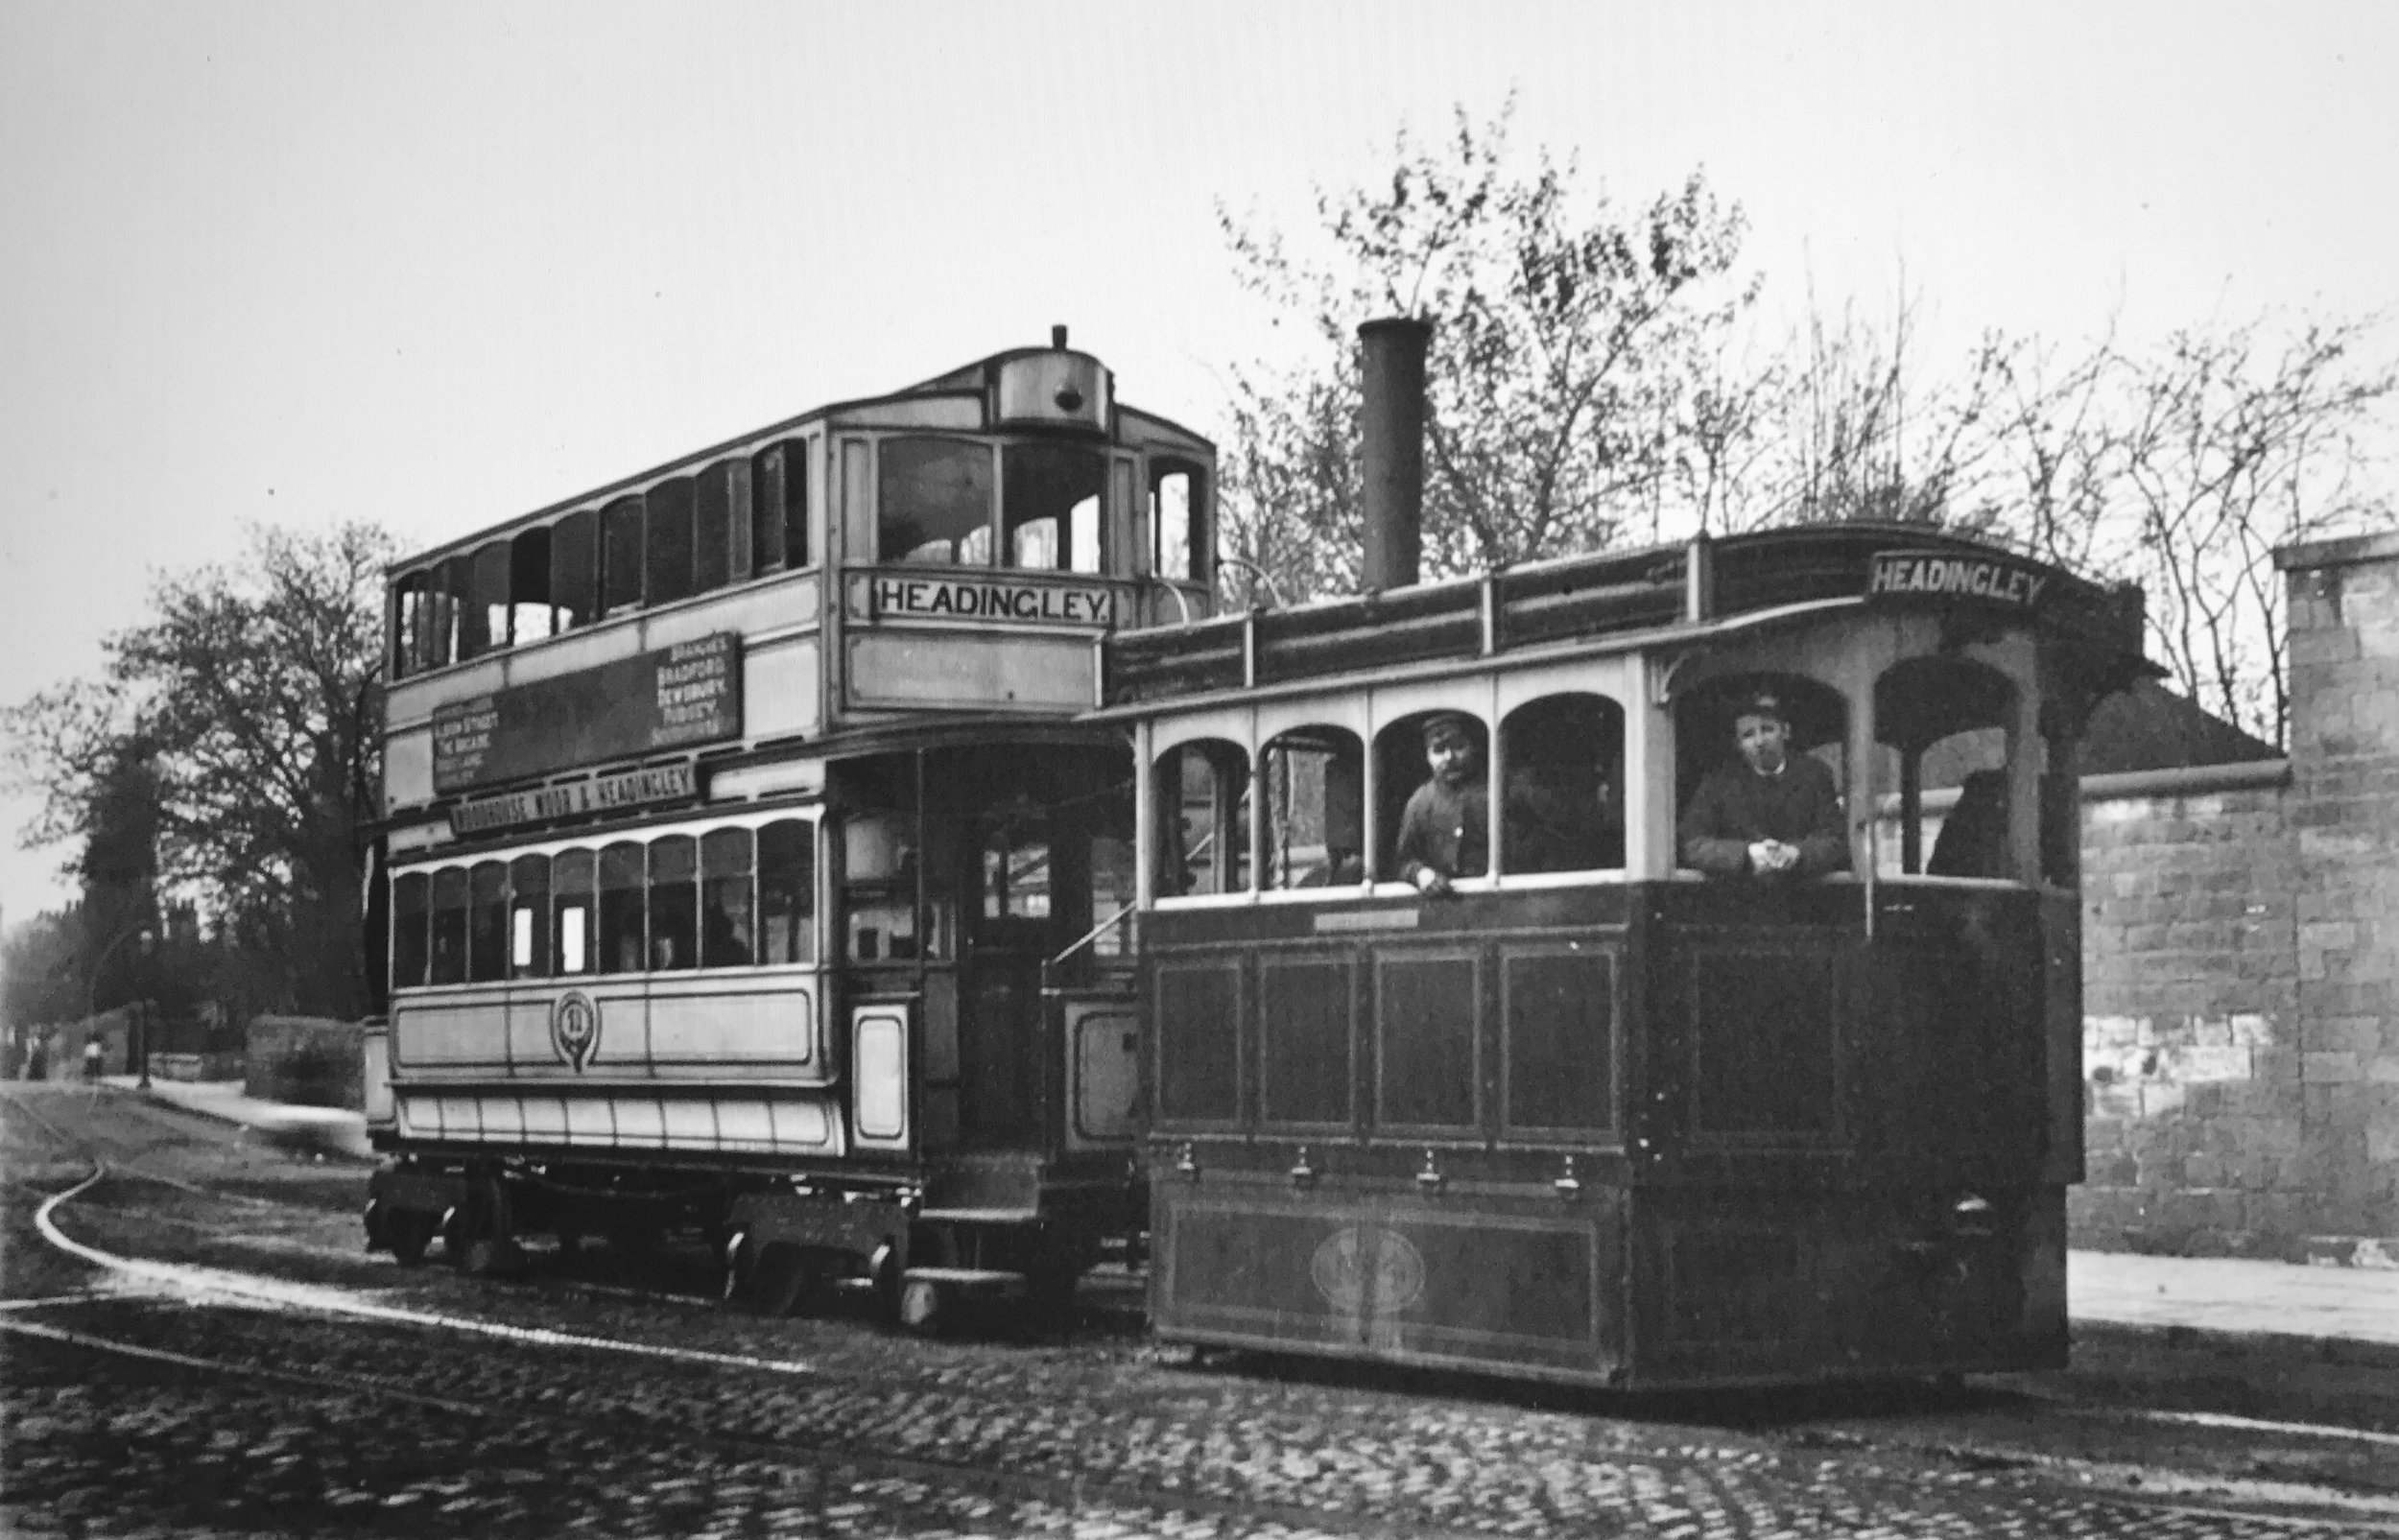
361,334,1209,1330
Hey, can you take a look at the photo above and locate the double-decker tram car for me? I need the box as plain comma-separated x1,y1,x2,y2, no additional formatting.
1099,320,2152,1388
363,329,1214,1328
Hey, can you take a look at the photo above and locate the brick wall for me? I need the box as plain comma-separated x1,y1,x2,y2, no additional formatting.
2070,531,2399,1266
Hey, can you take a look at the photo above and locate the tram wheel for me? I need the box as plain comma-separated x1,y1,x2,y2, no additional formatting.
897,1277,945,1335
389,1214,434,1268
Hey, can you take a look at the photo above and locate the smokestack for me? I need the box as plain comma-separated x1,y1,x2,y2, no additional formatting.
1359,316,1431,592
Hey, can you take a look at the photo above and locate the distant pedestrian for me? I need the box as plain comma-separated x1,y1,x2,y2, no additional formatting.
29,1034,49,1080
83,1038,102,1080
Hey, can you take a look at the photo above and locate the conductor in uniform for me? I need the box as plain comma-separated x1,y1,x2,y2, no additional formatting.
1678,689,1849,879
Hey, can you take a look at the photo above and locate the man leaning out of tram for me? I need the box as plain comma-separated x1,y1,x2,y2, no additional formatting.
1677,689,1849,880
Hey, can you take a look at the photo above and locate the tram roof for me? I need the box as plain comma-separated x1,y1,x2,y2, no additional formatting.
387,342,1213,576
1095,523,2152,718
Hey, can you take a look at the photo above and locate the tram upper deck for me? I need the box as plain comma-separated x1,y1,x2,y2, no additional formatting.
377,333,1215,831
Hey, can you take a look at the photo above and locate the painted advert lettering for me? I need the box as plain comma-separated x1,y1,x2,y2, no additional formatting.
449,761,697,837
430,632,743,793
1866,552,2051,611
871,576,1116,627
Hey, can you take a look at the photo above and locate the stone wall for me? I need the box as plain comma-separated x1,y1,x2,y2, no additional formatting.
245,1016,366,1110
2069,530,2399,1267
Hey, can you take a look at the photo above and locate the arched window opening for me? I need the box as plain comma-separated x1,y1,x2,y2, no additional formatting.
599,841,646,974
1154,739,1250,896
1674,673,1851,879
1499,694,1626,875
1874,656,2018,879
646,477,696,607
392,570,435,678
1375,710,1489,886
1150,460,1203,582
648,835,698,970
693,463,738,594
758,818,815,965
467,861,509,983
549,509,598,634
392,871,430,988
700,827,755,967
551,849,595,977
752,438,809,574
442,555,481,664
466,541,511,656
509,527,557,645
880,437,992,565
509,854,550,978
602,497,645,615
1003,442,1106,573
429,866,468,985
1260,727,1364,889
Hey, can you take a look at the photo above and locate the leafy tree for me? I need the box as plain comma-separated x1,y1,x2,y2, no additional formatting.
3,522,393,1018
1217,103,1755,599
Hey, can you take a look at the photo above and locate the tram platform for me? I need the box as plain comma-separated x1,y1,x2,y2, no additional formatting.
99,1075,2397,1350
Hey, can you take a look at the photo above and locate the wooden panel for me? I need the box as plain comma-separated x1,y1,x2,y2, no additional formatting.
847,631,1094,710
1501,946,1617,1138
1153,958,1242,1127
393,998,509,1069
1258,956,1353,1130
1685,943,1841,1147
1374,952,1480,1132
644,983,816,1070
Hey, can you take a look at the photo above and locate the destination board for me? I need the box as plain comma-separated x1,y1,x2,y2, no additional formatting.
1866,550,2051,611
448,761,698,837
854,572,1119,627
432,632,742,794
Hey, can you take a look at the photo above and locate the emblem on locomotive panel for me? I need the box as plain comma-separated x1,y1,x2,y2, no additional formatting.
551,989,601,1072
1310,1224,1426,1316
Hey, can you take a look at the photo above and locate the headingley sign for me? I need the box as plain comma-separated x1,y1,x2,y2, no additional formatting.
1866,550,2051,611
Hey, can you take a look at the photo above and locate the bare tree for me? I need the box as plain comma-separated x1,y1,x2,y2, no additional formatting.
3,521,393,1018
1218,102,1755,599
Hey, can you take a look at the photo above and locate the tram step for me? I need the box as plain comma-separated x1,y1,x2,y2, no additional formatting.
900,1267,1028,1299
914,1207,1040,1225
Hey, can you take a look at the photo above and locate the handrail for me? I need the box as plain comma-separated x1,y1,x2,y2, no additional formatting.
1045,900,1138,975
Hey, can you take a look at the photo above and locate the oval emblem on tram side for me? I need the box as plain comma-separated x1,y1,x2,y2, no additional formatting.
551,989,601,1072
1309,1224,1426,1316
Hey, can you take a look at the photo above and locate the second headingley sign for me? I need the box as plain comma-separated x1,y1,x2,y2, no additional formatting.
1866,550,2051,611
432,632,742,794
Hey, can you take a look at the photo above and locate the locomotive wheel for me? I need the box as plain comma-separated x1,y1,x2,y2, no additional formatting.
388,1213,434,1268
751,1245,816,1317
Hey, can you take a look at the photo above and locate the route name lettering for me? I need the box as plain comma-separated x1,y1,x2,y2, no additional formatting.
1867,551,2050,610
871,577,1116,627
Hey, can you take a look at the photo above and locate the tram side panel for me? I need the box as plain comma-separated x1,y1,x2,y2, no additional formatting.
1144,879,2066,1388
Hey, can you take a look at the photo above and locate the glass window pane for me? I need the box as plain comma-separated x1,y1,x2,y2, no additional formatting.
550,509,597,632
430,867,468,984
646,478,696,606
750,442,790,573
759,819,815,965
600,841,646,974
1003,443,1107,573
509,853,550,978
1152,465,1195,580
552,848,594,976
701,826,755,967
693,467,734,593
472,541,511,652
468,862,508,983
1157,742,1250,895
1378,712,1490,884
603,497,644,613
880,438,992,565
392,871,430,988
648,835,698,971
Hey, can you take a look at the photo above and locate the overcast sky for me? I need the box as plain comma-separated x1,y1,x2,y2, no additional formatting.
2,0,2393,932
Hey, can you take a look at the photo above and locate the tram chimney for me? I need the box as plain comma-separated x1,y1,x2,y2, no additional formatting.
1052,323,1069,349
1360,316,1431,592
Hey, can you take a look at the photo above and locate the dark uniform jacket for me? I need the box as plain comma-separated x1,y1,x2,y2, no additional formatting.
1677,754,1849,877
1395,777,1487,884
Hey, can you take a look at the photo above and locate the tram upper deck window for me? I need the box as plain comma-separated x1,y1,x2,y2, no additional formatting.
1151,461,1202,581
550,509,598,635
603,497,645,615
647,477,697,607
880,437,994,565
1499,694,1626,875
750,438,810,573
1376,711,1490,889
507,527,558,644
1155,740,1250,895
1261,728,1364,889
1675,675,1850,880
692,464,738,594
1873,655,2017,880
1004,443,1105,573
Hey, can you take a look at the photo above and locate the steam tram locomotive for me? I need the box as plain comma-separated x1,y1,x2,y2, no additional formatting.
1101,321,2151,1386
364,330,1214,1327
365,322,2151,1385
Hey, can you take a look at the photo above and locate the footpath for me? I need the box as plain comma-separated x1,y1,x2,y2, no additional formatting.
107,1076,2399,1353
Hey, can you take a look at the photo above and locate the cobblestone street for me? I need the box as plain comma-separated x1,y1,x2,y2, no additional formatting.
7,1086,2397,1538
